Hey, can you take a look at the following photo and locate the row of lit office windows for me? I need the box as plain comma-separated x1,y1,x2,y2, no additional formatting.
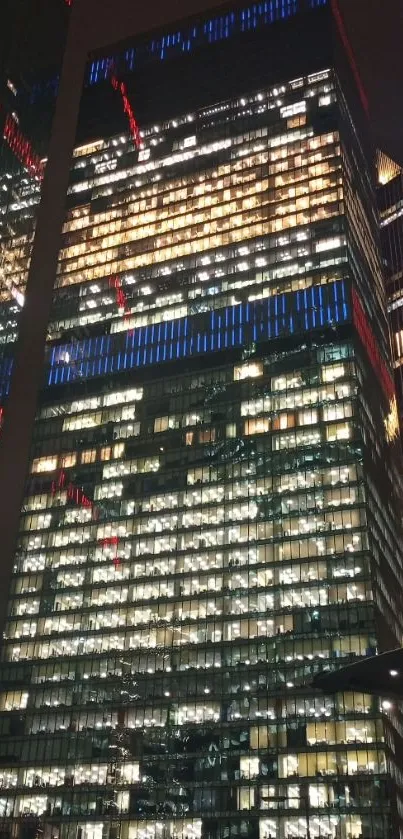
55,196,342,287
0,659,376,713
2,606,374,662
60,171,341,264
3,601,375,662
0,693,383,731
62,146,333,238
29,414,353,479
14,531,368,582
7,564,370,624
58,263,344,332
30,435,356,490
0,687,373,721
5,582,372,642
50,263,345,340
0,811,383,839
23,478,359,525
59,187,341,268
34,362,350,430
0,95,337,304
11,556,368,612
0,742,387,793
20,484,361,535
65,121,331,222
17,506,364,559
30,406,355,472
54,206,343,286
67,220,342,303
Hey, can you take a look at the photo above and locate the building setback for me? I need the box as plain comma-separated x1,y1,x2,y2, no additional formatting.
0,3,403,839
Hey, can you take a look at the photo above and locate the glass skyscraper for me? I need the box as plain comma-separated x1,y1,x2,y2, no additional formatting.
0,4,403,839
379,164,403,428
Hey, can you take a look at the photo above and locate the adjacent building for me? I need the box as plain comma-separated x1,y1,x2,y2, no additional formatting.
378,161,403,426
1,3,403,839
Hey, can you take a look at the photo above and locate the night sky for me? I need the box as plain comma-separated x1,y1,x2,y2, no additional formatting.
2,0,403,166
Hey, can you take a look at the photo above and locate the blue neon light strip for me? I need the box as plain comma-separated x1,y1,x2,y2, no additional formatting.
29,0,328,102
44,279,350,389
0,356,13,402
88,0,325,83
0,279,349,400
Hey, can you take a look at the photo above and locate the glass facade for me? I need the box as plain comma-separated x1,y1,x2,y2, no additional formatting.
0,72,44,415
0,159,41,401
0,64,402,839
379,170,403,425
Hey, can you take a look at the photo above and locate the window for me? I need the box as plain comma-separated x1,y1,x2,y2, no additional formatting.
154,416,169,433
244,418,270,435
113,443,125,459
315,236,343,252
322,363,345,382
326,422,351,442
298,409,318,426
272,413,295,430
240,756,260,779
323,402,352,422
234,361,263,381
60,453,77,469
271,373,302,391
81,449,96,464
199,429,216,444
31,456,58,474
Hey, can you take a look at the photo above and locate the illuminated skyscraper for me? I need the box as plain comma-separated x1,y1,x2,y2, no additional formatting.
0,4,403,839
378,160,403,428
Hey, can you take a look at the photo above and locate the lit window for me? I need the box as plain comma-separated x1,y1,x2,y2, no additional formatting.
154,416,169,433
199,429,216,444
81,449,97,464
60,453,77,469
234,362,263,381
244,418,270,435
280,101,306,119
273,413,295,430
113,443,125,459
323,402,352,422
240,756,260,779
31,456,58,474
322,364,345,382
315,236,343,252
326,422,351,442
298,409,318,426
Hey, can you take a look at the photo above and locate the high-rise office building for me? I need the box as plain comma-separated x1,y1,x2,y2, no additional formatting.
378,162,403,426
0,0,51,423
1,3,403,839
0,101,42,416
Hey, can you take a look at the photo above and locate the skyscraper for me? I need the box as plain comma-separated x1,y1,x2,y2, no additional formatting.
0,3,403,839
378,161,403,428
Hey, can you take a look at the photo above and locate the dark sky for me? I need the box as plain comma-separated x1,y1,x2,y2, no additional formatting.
3,0,403,166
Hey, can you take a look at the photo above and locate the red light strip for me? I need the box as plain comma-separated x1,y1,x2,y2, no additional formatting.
99,535,121,566
51,469,99,517
108,63,142,150
352,288,395,400
109,275,131,319
3,114,44,180
331,0,369,117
